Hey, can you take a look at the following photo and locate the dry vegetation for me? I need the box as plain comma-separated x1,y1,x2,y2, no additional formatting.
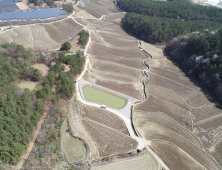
31,63,49,77
134,111,202,148
150,141,206,170
104,13,126,21
135,95,192,129
138,123,220,170
80,103,129,135
194,115,222,149
82,119,137,157
0,19,82,51
61,119,86,163
83,18,147,100
91,153,159,170
135,40,222,169
17,81,38,91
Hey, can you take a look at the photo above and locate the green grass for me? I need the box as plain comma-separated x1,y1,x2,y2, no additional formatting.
82,86,126,109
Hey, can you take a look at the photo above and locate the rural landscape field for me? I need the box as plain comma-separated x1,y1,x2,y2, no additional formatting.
1,0,222,169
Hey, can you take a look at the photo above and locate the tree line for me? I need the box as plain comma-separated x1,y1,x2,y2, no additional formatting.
118,0,222,42
0,44,44,164
0,42,85,164
165,29,222,92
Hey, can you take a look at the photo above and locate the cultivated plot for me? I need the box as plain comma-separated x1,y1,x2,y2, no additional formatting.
82,118,137,157
80,103,129,135
91,153,159,170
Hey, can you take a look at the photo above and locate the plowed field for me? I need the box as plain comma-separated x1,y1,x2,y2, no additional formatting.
82,119,137,157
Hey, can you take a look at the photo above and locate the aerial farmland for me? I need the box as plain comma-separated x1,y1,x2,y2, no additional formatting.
1,0,222,169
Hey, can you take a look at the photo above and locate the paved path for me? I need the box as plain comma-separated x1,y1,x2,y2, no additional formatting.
78,79,136,119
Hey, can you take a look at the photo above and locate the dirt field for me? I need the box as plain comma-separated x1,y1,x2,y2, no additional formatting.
61,119,86,163
80,103,129,135
135,95,192,129
139,123,220,170
68,98,99,159
17,81,38,91
210,139,222,167
91,153,159,170
134,111,202,148
194,115,222,149
147,85,190,111
0,19,82,51
104,13,126,21
31,63,49,77
150,141,206,170
82,118,137,157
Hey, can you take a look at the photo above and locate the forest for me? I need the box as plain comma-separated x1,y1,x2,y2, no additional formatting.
118,0,222,42
0,43,85,164
165,29,222,94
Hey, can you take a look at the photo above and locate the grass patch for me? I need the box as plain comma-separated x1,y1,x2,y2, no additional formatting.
17,81,38,91
31,63,49,77
82,86,126,109
61,119,86,163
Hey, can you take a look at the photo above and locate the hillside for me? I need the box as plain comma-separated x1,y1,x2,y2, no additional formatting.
117,0,222,43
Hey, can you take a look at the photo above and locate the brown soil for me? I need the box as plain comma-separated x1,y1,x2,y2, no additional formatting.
134,111,202,148
80,103,129,135
147,84,190,111
140,123,220,170
82,119,137,157
104,13,126,21
135,95,192,129
150,141,205,170
194,115,222,149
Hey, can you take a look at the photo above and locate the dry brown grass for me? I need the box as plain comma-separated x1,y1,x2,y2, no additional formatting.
31,24,60,50
78,5,103,18
135,95,192,129
194,115,222,149
147,85,190,111
82,119,137,157
140,41,164,58
96,80,142,100
93,59,142,79
104,13,126,21
149,67,202,90
134,111,202,148
80,103,129,135
5,29,18,37
93,70,137,83
150,141,205,170
61,119,86,163
146,57,185,76
89,43,145,59
210,140,222,167
140,123,220,170
75,18,87,26
91,153,158,170
147,72,212,107
13,25,33,47
0,32,13,44
93,55,143,69
192,104,222,123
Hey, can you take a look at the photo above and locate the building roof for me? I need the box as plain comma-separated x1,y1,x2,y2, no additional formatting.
0,8,67,20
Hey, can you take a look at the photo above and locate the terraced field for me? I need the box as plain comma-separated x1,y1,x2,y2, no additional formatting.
82,118,137,157
135,43,222,168
0,18,82,51
83,17,147,100
80,104,129,135
91,153,159,170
